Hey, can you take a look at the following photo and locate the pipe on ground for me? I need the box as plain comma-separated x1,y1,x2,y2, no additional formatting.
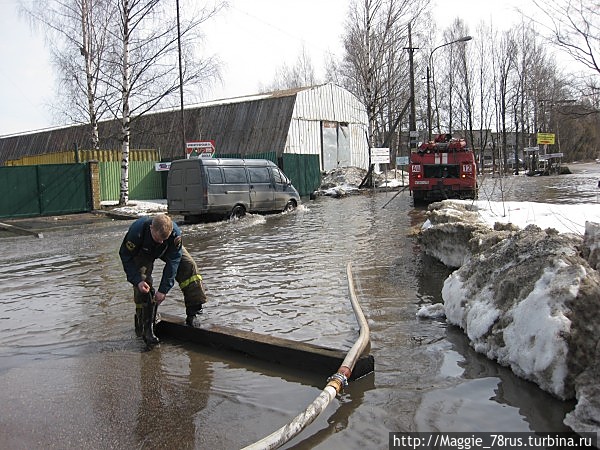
241,262,370,450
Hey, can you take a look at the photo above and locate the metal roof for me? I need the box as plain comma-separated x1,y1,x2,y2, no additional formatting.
0,83,365,164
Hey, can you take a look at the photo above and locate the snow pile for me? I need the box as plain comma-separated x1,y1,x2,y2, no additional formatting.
582,222,600,270
102,199,167,216
318,167,364,197
317,166,406,196
419,199,600,435
423,200,600,235
442,225,595,399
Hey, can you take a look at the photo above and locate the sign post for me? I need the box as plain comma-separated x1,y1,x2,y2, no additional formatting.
186,140,215,159
536,133,555,145
396,156,409,185
370,147,390,164
371,148,390,190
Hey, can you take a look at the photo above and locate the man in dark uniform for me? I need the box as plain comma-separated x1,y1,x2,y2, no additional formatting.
119,214,207,344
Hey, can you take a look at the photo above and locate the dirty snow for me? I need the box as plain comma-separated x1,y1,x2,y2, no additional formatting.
423,200,600,235
419,199,600,437
102,199,167,216
317,166,406,196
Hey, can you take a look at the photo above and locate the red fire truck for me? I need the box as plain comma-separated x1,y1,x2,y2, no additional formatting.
409,134,478,205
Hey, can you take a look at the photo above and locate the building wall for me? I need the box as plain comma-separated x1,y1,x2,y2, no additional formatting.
284,84,369,171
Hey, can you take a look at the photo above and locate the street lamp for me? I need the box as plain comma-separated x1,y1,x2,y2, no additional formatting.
426,35,473,141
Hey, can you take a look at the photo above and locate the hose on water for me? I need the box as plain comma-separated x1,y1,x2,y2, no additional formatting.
241,262,370,450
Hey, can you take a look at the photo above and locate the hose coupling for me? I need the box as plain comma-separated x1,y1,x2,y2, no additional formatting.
327,372,348,393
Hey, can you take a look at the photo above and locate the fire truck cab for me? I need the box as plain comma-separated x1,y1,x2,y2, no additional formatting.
409,134,478,205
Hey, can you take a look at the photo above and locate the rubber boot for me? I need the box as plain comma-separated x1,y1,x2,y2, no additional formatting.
142,301,159,345
134,304,143,337
185,305,203,327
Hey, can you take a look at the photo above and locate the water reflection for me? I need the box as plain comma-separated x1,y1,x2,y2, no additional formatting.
135,346,212,448
415,326,574,432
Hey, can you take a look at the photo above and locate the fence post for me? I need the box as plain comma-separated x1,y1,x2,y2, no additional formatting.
88,160,101,210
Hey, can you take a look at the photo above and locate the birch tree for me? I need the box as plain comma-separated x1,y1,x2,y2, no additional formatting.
19,0,114,150
494,29,518,172
106,0,222,205
473,21,496,169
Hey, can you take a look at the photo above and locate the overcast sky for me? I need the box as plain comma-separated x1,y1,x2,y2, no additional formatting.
0,0,526,136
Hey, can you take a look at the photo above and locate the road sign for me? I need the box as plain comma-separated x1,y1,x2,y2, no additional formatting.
186,140,215,159
371,147,390,164
539,152,564,161
396,156,409,165
537,133,555,145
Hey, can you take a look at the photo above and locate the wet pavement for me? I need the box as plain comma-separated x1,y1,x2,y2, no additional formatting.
1,163,599,449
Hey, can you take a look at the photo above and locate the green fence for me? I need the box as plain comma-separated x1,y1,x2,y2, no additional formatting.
0,163,91,219
99,161,164,201
281,154,321,196
0,155,320,219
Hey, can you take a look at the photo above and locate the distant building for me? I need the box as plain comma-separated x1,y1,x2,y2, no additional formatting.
0,83,369,195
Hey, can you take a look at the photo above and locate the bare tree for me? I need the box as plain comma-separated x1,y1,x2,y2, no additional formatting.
19,0,115,150
530,0,599,78
105,0,222,205
473,21,496,170
260,45,317,92
337,0,429,149
435,20,473,138
493,29,518,173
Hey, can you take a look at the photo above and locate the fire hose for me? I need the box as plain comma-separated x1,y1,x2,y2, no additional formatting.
241,262,370,450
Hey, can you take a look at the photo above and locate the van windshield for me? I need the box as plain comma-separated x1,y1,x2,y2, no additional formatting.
272,168,289,185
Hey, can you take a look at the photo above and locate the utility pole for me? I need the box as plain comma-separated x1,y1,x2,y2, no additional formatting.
176,0,186,157
405,23,418,151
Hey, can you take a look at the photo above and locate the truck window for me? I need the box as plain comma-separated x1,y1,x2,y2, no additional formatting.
248,167,271,183
223,167,248,184
207,167,223,184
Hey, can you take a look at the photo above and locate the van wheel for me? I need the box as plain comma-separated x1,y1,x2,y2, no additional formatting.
230,205,246,220
283,200,297,212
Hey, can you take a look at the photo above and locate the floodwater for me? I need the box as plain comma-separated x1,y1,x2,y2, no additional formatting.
1,162,598,449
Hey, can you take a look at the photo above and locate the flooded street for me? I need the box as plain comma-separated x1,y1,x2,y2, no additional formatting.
1,162,599,449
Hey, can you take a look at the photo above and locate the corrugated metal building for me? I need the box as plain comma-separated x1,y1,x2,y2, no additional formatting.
0,83,369,194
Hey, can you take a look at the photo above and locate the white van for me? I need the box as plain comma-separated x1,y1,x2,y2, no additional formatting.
167,158,301,222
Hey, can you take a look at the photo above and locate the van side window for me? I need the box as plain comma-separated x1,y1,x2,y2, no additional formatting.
248,167,271,184
223,167,247,184
272,168,283,184
207,167,223,184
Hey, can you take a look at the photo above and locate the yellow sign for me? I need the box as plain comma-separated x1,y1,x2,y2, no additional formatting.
537,133,555,145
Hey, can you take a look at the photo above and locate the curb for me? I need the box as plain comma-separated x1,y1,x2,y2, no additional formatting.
0,222,43,238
